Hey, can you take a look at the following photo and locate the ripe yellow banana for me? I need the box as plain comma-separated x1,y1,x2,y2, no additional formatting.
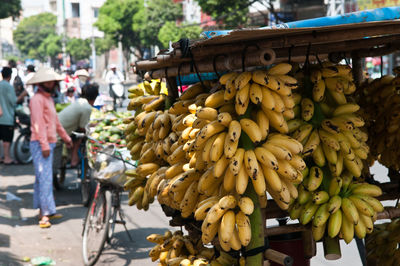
256,110,269,140
236,166,249,195
228,120,241,143
223,167,236,192
249,83,263,105
306,166,323,191
229,148,245,175
235,71,252,90
219,72,239,85
236,211,251,246
262,142,292,160
205,90,225,108
210,132,227,162
267,63,292,75
261,86,276,110
261,164,282,192
240,118,262,143
301,98,314,121
313,79,326,102
196,107,218,121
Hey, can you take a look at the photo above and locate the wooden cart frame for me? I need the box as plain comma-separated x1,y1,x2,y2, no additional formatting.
135,19,400,266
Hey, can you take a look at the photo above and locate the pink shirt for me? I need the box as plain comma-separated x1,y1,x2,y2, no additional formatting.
29,90,71,151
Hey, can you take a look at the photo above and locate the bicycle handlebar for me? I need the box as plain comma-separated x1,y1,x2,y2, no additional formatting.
71,131,86,139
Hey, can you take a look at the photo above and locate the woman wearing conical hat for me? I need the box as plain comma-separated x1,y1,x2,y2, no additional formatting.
27,68,73,228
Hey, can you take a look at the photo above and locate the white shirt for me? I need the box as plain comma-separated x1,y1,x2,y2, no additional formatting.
105,70,124,84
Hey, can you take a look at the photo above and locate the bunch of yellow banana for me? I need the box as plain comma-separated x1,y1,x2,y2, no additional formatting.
365,218,400,265
127,80,167,112
147,230,241,266
290,175,383,243
357,73,400,170
308,63,355,103
196,195,254,251
128,79,166,97
221,63,297,131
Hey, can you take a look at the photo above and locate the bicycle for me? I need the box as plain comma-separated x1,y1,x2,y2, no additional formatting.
53,131,96,206
14,111,32,164
82,145,133,266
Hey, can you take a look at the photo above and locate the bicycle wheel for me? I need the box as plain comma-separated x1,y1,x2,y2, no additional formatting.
107,192,118,243
14,132,32,164
81,159,96,207
82,188,112,266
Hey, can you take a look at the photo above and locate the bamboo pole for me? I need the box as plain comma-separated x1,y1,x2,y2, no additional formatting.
144,48,276,80
136,35,400,73
351,53,364,86
323,236,341,260
186,22,400,58
245,183,264,266
264,249,293,266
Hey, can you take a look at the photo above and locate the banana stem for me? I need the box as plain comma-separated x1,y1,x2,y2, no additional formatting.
244,183,264,266
323,236,342,260
240,103,264,266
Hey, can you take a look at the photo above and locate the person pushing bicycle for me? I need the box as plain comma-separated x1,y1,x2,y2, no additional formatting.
53,83,99,176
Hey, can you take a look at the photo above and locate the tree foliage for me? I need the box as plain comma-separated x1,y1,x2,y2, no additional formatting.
138,0,182,47
196,0,251,27
66,38,92,61
13,13,58,60
38,34,62,59
95,0,145,54
95,36,113,56
158,22,202,49
0,0,21,19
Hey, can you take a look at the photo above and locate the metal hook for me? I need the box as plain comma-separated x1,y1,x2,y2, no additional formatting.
242,43,260,72
213,54,228,79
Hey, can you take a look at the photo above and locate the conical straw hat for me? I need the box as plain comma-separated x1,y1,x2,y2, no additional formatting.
26,67,63,85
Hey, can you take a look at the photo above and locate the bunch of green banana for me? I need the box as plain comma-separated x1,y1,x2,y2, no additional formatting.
288,62,369,181
289,173,383,243
147,230,242,266
357,72,400,170
365,218,400,265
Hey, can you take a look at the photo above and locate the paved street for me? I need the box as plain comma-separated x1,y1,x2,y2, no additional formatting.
0,162,170,266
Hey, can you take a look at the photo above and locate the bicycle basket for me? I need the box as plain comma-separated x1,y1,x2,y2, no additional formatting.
92,146,133,188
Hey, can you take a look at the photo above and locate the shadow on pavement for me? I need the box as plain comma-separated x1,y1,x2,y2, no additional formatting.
98,227,169,266
0,251,23,266
0,163,34,177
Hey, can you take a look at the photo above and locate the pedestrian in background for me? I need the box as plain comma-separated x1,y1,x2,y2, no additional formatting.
24,65,36,98
0,67,17,165
27,68,73,228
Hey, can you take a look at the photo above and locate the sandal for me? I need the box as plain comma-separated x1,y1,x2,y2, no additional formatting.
39,217,51,228
48,213,63,220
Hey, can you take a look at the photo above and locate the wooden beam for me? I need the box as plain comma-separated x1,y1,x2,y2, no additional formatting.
144,48,276,80
264,249,293,266
136,34,400,72
187,23,400,59
265,223,309,237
